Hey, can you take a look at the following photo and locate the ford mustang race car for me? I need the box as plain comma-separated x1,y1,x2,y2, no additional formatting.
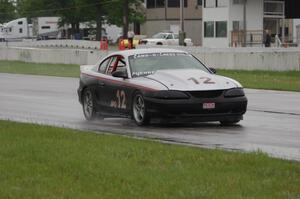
78,48,247,126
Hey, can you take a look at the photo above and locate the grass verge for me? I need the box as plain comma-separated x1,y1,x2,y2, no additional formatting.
0,120,300,199
0,60,79,77
0,60,300,91
218,69,300,92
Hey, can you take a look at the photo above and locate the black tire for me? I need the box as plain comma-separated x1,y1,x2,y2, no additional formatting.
82,88,97,120
132,92,150,126
219,119,240,126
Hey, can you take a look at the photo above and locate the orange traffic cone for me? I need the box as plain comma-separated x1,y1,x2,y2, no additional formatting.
100,39,108,50
119,39,125,50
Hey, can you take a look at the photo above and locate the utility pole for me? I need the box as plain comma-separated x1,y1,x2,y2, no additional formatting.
179,0,186,46
123,0,129,39
243,0,247,47
180,0,184,32
281,1,285,46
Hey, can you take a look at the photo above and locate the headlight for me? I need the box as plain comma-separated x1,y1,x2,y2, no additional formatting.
146,90,190,99
224,88,245,98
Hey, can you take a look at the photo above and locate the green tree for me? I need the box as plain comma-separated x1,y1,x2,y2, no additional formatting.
105,0,145,38
16,0,59,19
17,0,88,38
78,0,106,41
78,0,145,41
0,0,16,23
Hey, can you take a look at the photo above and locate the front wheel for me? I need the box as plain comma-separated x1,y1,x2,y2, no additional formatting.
132,92,150,126
82,89,97,120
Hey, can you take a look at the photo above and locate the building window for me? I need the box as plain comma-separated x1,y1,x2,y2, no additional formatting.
147,0,166,8
18,21,23,25
233,21,243,31
41,26,50,29
19,28,23,33
168,0,187,8
204,0,215,8
147,0,155,8
233,0,244,5
197,0,202,6
156,0,165,7
216,21,227,37
9,27,12,32
204,21,214,37
217,0,227,7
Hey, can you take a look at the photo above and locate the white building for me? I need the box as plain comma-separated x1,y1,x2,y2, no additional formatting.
297,24,300,45
202,0,288,47
293,19,300,43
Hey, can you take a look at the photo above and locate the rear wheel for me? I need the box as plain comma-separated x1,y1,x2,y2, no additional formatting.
82,89,97,120
132,92,150,126
219,119,240,126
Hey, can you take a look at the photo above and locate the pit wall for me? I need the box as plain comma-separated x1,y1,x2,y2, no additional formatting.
0,45,300,71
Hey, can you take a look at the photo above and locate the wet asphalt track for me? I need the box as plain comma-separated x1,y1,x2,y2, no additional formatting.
0,73,299,161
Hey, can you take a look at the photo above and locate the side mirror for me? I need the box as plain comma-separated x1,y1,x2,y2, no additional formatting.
209,68,217,74
112,70,128,79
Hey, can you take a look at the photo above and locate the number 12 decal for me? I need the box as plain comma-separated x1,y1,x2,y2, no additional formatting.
188,77,215,84
116,90,126,109
111,90,126,109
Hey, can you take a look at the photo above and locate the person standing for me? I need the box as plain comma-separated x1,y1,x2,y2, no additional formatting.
127,28,135,49
264,29,271,47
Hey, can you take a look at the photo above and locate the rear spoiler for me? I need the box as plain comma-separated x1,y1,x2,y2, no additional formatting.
80,65,94,72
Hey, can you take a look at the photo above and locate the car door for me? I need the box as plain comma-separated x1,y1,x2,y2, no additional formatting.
93,56,111,113
100,55,131,117
166,33,174,45
173,33,179,45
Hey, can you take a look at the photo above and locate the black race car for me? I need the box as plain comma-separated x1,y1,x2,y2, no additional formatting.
78,48,247,125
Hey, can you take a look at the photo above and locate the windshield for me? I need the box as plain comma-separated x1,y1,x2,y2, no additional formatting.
129,53,210,78
152,33,168,39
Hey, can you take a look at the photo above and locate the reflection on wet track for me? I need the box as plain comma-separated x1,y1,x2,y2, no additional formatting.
0,73,299,161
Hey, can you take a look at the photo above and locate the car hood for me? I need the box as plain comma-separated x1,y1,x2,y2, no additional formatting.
144,69,241,91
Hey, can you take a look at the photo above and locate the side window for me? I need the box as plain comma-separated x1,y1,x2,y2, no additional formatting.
98,58,110,73
106,56,127,75
115,57,126,73
166,34,173,39
106,56,117,75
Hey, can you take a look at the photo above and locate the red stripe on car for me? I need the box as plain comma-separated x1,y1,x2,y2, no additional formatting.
81,73,157,92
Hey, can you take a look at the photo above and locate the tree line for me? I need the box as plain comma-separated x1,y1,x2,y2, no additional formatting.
0,0,145,40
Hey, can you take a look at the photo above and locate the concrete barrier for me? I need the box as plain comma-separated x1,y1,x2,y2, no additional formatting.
0,40,102,50
1,45,300,71
138,45,300,71
0,47,112,65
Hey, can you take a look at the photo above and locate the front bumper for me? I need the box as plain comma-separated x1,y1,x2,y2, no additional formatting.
144,96,247,122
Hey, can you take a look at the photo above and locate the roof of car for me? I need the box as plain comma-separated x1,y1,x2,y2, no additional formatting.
109,48,188,57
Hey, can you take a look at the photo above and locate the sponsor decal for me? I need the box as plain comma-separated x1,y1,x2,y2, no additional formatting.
132,71,155,77
133,52,188,59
